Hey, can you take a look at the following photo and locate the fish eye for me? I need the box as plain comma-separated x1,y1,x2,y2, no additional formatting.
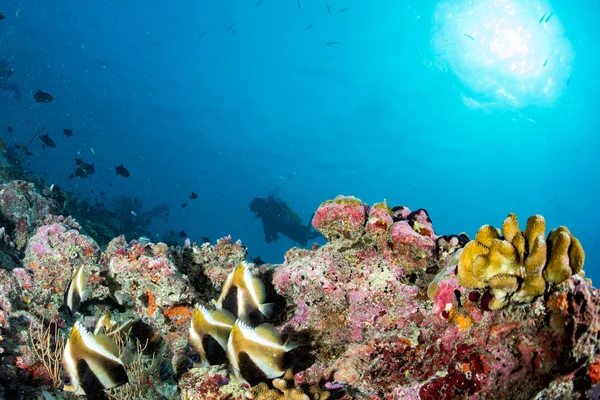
62,376,71,385
190,354,200,363
70,252,79,259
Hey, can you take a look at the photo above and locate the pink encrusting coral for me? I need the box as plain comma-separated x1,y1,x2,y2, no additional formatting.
0,181,58,249
105,237,195,350
312,195,370,241
23,223,103,313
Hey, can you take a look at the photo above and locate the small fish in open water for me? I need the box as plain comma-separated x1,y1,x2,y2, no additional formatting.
33,90,54,103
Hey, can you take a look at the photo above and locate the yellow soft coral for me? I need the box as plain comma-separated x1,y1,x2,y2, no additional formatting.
246,369,330,400
455,213,584,309
545,227,585,284
456,242,488,289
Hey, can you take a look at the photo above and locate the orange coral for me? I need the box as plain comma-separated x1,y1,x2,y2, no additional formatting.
454,314,472,331
163,305,193,325
589,357,600,385
146,291,157,316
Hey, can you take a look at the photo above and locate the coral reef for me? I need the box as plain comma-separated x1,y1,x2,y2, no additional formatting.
0,186,598,400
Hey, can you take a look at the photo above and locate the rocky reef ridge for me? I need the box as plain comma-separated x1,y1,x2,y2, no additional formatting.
0,184,598,399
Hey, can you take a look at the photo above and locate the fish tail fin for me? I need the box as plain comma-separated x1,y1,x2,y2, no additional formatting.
260,302,274,318
284,338,300,351
120,344,134,364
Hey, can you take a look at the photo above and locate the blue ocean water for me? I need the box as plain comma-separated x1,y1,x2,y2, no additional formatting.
0,0,598,282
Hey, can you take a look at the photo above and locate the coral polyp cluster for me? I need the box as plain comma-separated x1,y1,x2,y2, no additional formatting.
246,369,330,400
457,213,585,309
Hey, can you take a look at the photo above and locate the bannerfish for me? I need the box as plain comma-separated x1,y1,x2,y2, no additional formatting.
62,321,129,395
190,192,198,199
40,133,56,148
545,12,554,23
34,90,54,103
214,261,273,323
226,320,297,385
539,13,546,24
188,304,236,367
63,128,73,137
115,164,131,177
62,264,90,315
94,312,133,339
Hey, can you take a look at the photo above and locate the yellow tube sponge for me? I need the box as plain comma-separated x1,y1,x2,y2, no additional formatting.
457,242,488,288
502,213,521,244
483,239,520,279
568,235,585,274
545,226,585,284
489,274,519,308
525,215,546,254
475,225,501,248
545,230,573,284
511,233,526,263
524,235,547,276
512,274,546,303
447,213,585,310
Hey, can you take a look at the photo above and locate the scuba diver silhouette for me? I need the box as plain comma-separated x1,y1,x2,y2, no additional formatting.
0,59,21,100
249,194,321,247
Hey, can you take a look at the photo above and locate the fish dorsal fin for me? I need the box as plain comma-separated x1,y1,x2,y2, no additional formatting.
250,276,266,304
231,262,248,286
110,319,133,337
92,333,121,360
193,304,209,327
212,309,236,327
254,324,284,346
77,324,121,363
216,266,238,306
68,321,86,349
94,312,113,335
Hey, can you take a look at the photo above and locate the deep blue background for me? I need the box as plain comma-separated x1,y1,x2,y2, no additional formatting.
0,0,597,283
